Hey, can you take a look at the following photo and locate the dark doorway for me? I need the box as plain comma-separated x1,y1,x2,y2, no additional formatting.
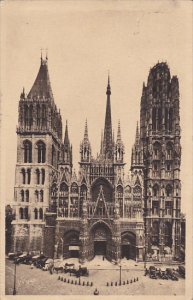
94,241,106,256
121,245,130,259
70,250,79,258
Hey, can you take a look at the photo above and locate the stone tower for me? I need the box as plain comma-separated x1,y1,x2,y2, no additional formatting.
140,62,181,260
11,56,63,253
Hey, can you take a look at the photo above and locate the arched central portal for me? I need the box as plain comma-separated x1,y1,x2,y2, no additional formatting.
91,222,112,258
121,232,136,260
63,230,80,259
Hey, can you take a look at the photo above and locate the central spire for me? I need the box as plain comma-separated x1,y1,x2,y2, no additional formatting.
103,75,113,160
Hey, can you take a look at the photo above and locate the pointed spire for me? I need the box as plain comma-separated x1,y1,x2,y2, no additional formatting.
84,119,88,140
40,49,43,64
112,129,115,147
135,121,140,144
28,55,53,100
103,75,113,159
117,120,121,142
64,120,70,145
100,130,103,155
106,72,111,95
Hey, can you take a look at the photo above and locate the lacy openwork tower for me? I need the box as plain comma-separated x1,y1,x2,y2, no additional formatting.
11,57,181,263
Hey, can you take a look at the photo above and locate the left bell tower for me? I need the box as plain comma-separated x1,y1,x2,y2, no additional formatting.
11,55,63,253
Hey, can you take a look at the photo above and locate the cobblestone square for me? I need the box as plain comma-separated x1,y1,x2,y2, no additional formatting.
5,257,185,295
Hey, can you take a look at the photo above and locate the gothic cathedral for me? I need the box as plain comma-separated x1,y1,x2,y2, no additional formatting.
11,56,181,263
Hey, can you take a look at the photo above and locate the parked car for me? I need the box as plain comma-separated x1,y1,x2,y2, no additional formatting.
157,269,169,280
149,266,158,279
166,268,179,281
77,266,89,277
8,252,23,260
14,252,28,264
23,254,33,265
178,265,185,278
32,254,46,266
42,258,54,271
36,257,48,269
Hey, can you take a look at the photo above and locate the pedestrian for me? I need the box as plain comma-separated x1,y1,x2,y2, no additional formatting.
94,288,99,295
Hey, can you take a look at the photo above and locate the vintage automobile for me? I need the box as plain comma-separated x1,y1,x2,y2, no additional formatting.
42,258,54,271
75,266,89,277
178,266,185,278
166,268,179,281
36,257,48,269
32,254,47,266
148,266,158,279
8,252,23,260
22,254,33,265
157,269,169,280
14,252,29,264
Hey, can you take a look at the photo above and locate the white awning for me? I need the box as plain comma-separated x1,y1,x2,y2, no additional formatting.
69,246,79,250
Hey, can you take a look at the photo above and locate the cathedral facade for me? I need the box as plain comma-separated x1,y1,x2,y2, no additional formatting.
11,56,182,263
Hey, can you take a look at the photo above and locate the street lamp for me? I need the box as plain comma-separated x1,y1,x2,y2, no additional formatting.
119,264,122,285
13,261,17,295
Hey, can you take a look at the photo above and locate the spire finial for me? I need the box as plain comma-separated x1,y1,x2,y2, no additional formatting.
46,48,48,60
108,70,110,86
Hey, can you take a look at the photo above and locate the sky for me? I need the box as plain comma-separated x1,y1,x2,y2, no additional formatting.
0,0,192,215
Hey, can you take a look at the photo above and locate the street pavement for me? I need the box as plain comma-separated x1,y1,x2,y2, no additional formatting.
5,256,185,295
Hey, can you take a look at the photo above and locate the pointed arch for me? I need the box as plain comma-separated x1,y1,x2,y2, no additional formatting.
39,208,43,220
19,207,24,219
21,168,26,184
20,190,24,202
164,222,172,247
34,208,38,220
40,190,44,202
23,140,32,163
36,104,41,127
152,221,159,246
36,169,40,184
25,190,29,202
153,183,159,197
36,141,46,163
91,177,113,203
24,207,28,219
165,184,173,197
41,169,45,184
27,168,31,184
71,182,78,194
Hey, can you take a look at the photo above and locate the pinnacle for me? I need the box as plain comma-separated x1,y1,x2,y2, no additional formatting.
135,121,140,144
117,120,121,142
64,120,70,145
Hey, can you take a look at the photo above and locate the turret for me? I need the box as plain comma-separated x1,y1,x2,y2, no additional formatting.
114,120,124,163
131,122,143,170
80,120,91,162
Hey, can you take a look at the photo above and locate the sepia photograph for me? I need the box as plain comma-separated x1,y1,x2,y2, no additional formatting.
0,0,192,299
